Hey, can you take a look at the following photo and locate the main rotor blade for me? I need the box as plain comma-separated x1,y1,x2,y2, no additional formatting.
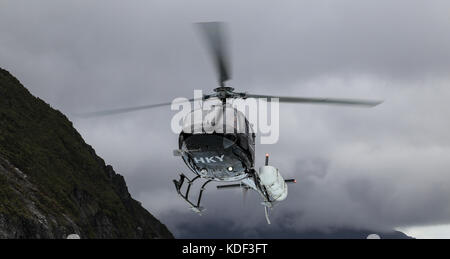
196,22,231,87
75,98,197,118
245,94,383,107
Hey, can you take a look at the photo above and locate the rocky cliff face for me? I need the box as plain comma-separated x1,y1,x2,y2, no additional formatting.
0,67,173,238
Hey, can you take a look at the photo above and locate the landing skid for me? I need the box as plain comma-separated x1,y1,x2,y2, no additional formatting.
173,174,212,215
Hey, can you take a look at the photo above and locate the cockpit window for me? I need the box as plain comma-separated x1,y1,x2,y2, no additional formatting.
222,134,236,149
181,106,254,134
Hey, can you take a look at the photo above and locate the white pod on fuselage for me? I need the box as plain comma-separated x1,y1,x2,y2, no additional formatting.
258,165,287,201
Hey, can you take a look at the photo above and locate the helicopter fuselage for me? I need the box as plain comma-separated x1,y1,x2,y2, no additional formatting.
176,104,256,182
179,132,255,182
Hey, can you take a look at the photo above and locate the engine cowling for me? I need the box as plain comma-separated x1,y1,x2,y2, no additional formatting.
258,165,287,201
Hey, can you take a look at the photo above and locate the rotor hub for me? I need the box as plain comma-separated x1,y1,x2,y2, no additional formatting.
213,86,235,93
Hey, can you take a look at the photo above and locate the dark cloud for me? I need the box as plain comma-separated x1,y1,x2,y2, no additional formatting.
2,0,450,237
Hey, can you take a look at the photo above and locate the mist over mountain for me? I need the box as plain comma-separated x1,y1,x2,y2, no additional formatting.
0,67,173,238
162,208,413,239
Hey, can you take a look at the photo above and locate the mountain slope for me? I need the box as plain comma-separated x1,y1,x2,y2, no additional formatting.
0,67,173,238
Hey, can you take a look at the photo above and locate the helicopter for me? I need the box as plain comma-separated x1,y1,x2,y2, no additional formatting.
80,22,382,224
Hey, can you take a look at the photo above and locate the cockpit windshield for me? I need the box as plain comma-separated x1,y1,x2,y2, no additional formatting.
181,105,254,135
181,133,236,151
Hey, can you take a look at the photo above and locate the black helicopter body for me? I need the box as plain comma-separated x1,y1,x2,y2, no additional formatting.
179,131,255,181
177,104,255,182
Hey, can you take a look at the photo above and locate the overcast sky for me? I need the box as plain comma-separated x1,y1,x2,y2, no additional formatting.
2,0,450,238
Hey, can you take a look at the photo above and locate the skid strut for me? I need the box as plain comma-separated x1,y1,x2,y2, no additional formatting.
173,174,212,214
